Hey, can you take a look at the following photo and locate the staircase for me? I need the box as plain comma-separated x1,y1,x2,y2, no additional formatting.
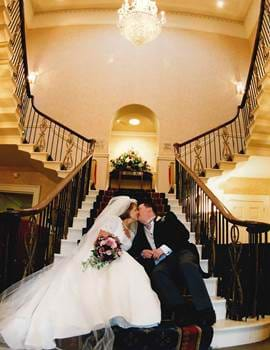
0,2,95,180
246,53,270,157
55,189,270,348
0,3,21,145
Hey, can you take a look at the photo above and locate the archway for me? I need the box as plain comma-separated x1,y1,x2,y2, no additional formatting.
109,104,159,187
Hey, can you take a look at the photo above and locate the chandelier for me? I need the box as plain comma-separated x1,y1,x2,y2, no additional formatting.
117,0,166,46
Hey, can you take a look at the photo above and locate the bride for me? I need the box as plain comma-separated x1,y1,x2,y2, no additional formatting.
0,196,161,350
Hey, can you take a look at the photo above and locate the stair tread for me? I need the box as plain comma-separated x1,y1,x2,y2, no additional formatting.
214,316,270,330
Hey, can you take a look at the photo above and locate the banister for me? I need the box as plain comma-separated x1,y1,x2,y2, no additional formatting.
176,155,270,233
17,150,95,216
174,0,267,149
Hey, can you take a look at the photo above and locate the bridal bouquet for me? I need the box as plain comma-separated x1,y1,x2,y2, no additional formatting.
82,231,122,271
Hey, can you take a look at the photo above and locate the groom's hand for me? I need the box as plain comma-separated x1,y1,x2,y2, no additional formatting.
141,249,153,259
152,248,165,260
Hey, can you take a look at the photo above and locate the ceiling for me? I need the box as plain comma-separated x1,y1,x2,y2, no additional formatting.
30,0,254,22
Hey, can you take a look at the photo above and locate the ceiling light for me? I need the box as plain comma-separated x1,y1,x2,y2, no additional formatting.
217,0,225,8
129,118,140,126
117,0,166,46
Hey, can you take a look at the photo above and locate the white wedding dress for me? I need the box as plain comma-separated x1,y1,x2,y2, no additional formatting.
0,197,161,350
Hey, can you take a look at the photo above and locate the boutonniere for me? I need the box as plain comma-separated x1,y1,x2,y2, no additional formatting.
160,216,166,222
155,216,163,222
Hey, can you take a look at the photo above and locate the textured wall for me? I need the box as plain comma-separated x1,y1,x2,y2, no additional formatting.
27,25,251,154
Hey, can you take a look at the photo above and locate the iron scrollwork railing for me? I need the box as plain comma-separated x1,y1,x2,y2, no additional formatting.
174,0,270,175
0,1,97,292
175,157,270,320
0,155,94,292
6,0,95,170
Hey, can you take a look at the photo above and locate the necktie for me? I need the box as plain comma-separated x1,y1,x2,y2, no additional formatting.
144,220,153,231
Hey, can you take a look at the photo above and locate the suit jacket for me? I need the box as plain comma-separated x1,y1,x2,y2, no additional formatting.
129,211,197,274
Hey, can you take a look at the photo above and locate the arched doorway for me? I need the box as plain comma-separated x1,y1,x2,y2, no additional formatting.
109,104,159,188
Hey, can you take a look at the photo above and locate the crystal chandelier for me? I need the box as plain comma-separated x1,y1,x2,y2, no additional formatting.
117,0,166,46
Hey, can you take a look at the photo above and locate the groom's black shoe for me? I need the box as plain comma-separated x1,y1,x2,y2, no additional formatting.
174,304,197,327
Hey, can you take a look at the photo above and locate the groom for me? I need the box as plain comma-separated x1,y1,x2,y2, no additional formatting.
129,200,216,327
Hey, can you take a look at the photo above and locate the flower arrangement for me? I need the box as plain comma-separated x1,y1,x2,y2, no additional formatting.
110,150,151,172
82,231,122,270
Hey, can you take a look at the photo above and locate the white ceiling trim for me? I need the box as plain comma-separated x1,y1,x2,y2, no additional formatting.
25,3,258,39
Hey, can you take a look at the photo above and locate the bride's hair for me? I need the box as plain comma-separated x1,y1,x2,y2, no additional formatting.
119,202,137,220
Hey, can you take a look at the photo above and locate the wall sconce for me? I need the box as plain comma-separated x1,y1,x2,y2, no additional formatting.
217,0,225,8
28,71,38,85
234,81,245,95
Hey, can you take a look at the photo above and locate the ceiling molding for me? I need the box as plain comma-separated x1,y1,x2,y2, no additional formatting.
25,7,255,39
111,131,157,137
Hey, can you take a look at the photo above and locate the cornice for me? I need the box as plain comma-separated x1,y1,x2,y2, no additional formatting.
25,7,257,39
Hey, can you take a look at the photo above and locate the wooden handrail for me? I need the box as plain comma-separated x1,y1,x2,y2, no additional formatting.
176,155,270,232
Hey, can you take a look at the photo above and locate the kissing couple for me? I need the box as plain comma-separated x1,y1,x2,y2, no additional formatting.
0,196,215,350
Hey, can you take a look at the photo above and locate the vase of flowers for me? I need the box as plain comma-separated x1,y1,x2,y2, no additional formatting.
110,150,151,172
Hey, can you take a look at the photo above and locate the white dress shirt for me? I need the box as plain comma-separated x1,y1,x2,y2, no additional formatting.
143,217,172,265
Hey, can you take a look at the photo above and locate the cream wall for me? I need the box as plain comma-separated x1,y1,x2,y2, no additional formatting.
109,133,158,172
26,25,251,190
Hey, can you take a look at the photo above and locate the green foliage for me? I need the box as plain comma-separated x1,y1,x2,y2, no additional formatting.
110,150,151,172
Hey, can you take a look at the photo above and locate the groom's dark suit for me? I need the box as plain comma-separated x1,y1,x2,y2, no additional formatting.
129,211,215,325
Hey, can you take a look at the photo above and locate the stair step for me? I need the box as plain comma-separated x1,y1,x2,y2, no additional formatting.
0,77,14,94
251,118,270,134
77,208,90,218
83,197,96,205
57,170,72,178
218,160,237,171
30,151,49,162
0,40,10,60
0,96,17,108
43,160,62,171
0,126,20,136
60,239,79,256
232,153,250,163
72,216,87,229
167,198,180,206
253,103,270,120
82,201,95,210
265,57,270,73
204,277,218,297
0,23,9,41
67,227,83,241
189,232,195,244
246,145,270,156
166,193,176,200
0,110,18,122
0,134,21,144
257,89,270,107
246,133,270,148
260,72,270,90
200,259,208,273
211,296,226,321
204,168,223,178
212,317,270,348
18,143,35,152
